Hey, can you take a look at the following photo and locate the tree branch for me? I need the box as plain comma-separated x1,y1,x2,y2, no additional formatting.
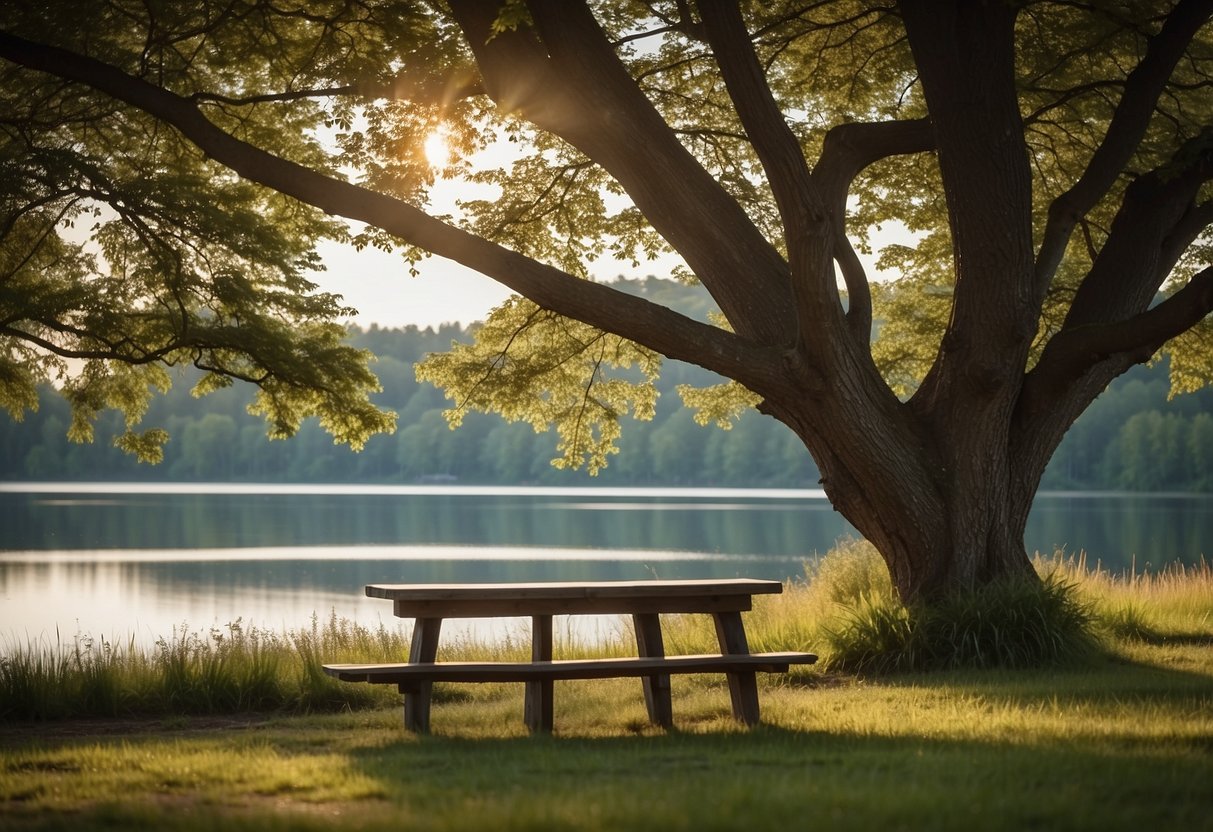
811,118,934,340
1160,199,1213,274
445,0,796,346
696,0,838,341
187,68,484,108
1032,265,1213,392
0,27,780,390
900,0,1036,412
697,0,822,232
1064,127,1213,330
1033,0,1213,297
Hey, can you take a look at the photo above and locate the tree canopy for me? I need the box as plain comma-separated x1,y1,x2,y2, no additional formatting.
1,1,1211,601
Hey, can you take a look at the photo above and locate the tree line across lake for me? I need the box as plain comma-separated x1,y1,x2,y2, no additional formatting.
3,317,1212,491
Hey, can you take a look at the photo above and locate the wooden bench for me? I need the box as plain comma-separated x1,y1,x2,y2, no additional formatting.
323,579,817,733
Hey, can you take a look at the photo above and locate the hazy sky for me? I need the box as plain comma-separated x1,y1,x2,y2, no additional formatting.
315,238,514,330
312,236,702,330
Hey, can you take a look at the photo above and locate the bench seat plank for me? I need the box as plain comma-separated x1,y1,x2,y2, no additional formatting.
323,651,817,684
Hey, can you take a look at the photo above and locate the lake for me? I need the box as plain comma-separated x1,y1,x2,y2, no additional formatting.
2,483,1210,647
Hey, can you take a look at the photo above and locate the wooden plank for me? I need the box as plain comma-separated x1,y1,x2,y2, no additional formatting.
632,613,672,728
524,614,554,733
388,595,754,618
403,617,442,733
376,579,783,618
368,579,783,602
713,610,761,726
322,652,818,684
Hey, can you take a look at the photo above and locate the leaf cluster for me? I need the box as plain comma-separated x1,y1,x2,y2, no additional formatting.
0,0,418,457
416,296,660,474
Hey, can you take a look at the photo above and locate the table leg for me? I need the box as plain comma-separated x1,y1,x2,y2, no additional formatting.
633,613,673,728
712,610,760,725
525,614,554,733
403,617,442,733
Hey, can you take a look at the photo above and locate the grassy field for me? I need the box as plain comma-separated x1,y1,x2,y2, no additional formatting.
2,549,1210,831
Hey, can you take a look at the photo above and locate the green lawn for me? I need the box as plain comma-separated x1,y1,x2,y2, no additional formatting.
3,638,1210,831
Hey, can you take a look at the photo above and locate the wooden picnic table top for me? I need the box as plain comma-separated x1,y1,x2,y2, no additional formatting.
366,578,786,618
365,578,784,601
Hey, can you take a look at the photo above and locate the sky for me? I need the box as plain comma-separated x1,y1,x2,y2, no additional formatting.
310,141,690,330
314,238,513,330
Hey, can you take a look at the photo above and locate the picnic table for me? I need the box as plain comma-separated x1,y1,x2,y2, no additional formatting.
323,578,817,733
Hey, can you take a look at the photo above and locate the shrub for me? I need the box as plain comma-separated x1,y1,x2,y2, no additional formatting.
817,549,1097,674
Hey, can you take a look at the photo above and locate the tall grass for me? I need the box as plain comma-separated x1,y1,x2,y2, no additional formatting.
0,611,638,722
0,614,412,721
806,539,1211,674
1038,552,1212,641
4,543,1210,721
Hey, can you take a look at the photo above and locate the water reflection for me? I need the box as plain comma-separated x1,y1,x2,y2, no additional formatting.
1030,491,1213,570
0,488,853,557
3,547,787,646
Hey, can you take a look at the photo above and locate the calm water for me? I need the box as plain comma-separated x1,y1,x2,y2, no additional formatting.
1,483,1210,646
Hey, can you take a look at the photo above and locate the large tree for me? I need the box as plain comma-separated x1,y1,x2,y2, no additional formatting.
1,1,1211,602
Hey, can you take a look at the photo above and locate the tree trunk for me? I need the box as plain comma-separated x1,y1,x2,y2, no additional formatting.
837,458,1040,605
774,391,1041,605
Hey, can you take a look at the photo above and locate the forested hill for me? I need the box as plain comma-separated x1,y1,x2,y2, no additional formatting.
3,277,1212,490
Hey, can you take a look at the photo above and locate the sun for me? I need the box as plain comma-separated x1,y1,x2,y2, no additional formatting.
423,131,451,167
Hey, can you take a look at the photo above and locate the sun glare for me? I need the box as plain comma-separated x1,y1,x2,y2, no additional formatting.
423,131,451,167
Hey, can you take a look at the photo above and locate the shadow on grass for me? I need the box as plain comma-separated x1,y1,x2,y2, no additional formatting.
7,724,1208,832
1123,632,1213,647
335,722,1211,831
322,649,1212,830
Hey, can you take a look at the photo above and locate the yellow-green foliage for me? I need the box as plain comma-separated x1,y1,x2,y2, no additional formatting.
676,380,763,429
416,296,661,474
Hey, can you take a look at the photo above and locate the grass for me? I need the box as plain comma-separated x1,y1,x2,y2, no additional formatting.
1,543,1211,830
0,615,408,721
813,547,1099,673
2,648,1210,831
